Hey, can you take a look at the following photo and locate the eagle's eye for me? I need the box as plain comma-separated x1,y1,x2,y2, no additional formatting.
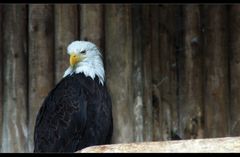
80,50,86,54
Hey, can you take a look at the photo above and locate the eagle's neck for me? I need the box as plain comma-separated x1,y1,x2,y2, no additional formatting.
63,55,105,85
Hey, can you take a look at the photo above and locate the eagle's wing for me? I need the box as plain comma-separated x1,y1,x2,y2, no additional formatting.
34,76,88,152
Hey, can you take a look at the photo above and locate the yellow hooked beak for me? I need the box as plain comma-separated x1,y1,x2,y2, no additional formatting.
70,53,82,67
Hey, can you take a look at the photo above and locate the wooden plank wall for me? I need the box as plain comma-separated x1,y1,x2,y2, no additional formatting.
54,4,79,83
0,4,240,152
2,5,28,152
202,5,229,138
0,5,3,152
179,5,203,139
229,5,240,137
28,5,55,152
105,5,134,143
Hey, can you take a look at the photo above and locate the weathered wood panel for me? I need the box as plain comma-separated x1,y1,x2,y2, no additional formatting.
159,5,178,140
80,4,104,57
158,5,171,141
168,7,179,139
151,5,161,141
142,5,153,142
179,5,204,139
28,4,54,152
202,5,229,138
229,5,240,136
132,5,144,142
1,5,28,152
54,4,79,84
0,5,3,152
105,5,134,143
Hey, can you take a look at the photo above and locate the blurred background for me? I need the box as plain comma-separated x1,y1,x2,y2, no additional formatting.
0,4,240,152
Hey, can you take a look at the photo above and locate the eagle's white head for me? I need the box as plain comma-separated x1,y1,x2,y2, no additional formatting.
63,41,105,85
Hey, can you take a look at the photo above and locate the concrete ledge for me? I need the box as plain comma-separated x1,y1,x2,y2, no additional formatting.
76,137,240,153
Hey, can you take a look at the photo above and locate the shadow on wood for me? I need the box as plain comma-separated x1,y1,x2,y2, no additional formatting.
76,137,240,153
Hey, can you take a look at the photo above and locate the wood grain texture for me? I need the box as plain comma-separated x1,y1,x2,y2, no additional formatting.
151,5,161,141
1,5,28,152
178,5,204,139
132,5,144,142
159,5,178,140
229,5,240,136
54,4,79,84
168,7,179,139
202,5,229,138
142,5,153,142
80,4,104,58
0,5,3,152
105,4,134,144
28,4,54,152
78,136,240,153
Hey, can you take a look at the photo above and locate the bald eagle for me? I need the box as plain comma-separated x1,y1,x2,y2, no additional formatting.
33,41,113,152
